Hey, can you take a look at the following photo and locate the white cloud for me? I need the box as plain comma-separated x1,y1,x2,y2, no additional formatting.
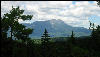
1,1,100,28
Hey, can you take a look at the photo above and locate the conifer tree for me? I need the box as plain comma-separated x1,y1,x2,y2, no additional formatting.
41,28,50,57
41,28,50,46
89,21,96,39
89,21,100,52
70,30,75,44
66,30,76,57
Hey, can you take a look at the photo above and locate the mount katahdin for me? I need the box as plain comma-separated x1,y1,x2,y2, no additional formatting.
22,19,91,38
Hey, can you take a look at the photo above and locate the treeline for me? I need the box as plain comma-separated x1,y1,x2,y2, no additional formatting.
1,6,100,57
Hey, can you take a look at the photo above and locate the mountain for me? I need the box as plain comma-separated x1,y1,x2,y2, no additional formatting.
22,19,91,38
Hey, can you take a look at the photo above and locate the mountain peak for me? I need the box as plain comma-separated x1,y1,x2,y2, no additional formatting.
23,19,91,38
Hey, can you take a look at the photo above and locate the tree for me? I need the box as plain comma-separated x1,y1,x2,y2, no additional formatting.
41,28,50,44
41,28,50,57
70,30,75,44
89,21,100,53
1,17,9,39
1,6,33,41
89,21,100,39
97,1,100,6
89,21,96,39
68,30,76,56
1,6,33,57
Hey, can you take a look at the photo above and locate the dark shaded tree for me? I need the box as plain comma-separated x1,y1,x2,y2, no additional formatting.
97,1,100,6
1,6,33,57
68,30,76,56
1,6,33,40
89,21,100,40
70,30,75,44
41,28,50,57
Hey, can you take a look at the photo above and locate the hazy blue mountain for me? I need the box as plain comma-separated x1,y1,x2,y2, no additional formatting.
22,19,91,38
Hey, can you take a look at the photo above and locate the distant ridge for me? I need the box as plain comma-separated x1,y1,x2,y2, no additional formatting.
22,19,91,38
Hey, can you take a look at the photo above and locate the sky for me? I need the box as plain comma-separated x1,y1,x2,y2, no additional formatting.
1,1,100,28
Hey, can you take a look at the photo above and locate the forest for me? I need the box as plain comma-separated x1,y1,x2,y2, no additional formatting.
1,1,100,57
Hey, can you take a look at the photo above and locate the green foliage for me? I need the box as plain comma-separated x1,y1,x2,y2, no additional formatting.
41,29,51,57
89,22,100,40
1,6,33,57
71,46,89,57
1,6,33,41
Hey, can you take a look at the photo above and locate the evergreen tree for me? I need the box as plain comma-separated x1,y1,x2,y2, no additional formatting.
89,21,100,53
89,22,97,39
41,28,50,45
41,28,50,57
89,21,100,40
69,30,75,56
70,30,75,44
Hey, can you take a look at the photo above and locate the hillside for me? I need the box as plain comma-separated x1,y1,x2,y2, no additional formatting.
22,19,91,38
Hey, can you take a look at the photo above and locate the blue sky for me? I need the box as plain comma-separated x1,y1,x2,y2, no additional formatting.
73,1,94,4
1,1,100,28
88,15,100,25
